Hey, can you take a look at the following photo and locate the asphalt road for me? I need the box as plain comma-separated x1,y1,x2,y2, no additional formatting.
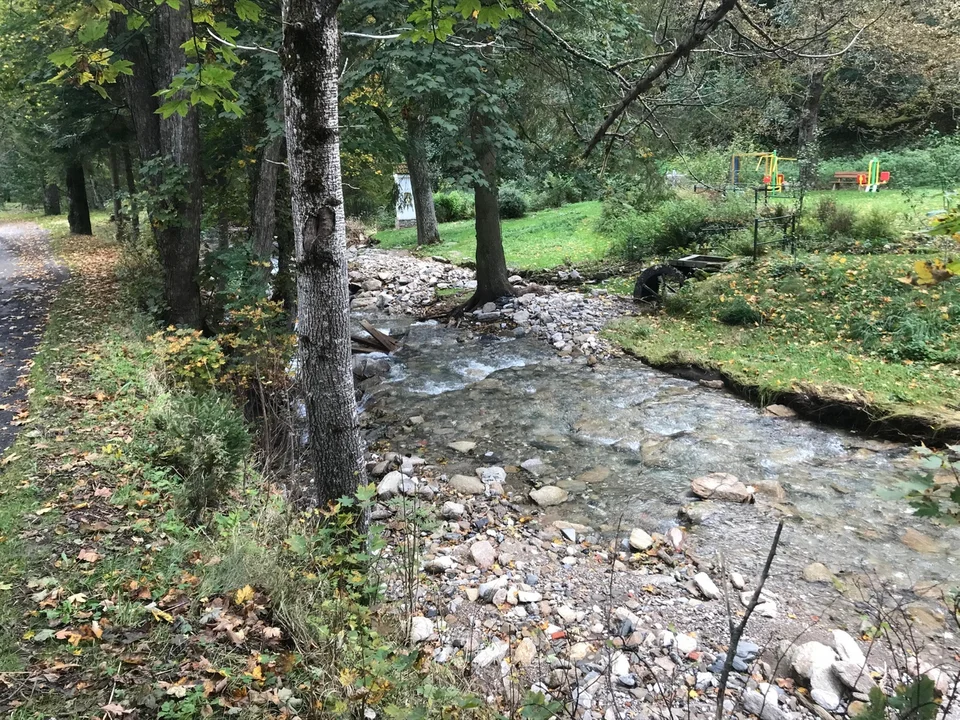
0,222,66,453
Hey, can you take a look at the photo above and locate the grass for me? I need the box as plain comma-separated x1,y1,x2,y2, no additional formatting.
802,188,947,230
374,200,610,270
607,248,960,436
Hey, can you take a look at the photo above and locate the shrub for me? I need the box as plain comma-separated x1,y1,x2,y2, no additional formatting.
433,190,473,223
534,172,583,209
854,209,899,244
717,297,763,325
147,392,250,521
498,188,528,219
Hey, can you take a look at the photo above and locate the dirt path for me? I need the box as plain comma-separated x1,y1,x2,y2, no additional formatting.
0,222,67,452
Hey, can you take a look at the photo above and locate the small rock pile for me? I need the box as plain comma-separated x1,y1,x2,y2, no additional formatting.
361,448,953,720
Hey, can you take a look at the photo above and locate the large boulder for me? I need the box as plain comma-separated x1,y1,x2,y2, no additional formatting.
690,473,754,503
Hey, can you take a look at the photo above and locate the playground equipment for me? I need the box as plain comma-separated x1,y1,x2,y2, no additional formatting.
832,157,890,191
729,151,796,194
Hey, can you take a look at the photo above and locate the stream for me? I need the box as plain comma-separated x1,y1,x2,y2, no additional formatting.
357,311,959,595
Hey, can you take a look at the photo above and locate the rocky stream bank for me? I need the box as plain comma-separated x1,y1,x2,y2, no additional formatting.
345,246,959,720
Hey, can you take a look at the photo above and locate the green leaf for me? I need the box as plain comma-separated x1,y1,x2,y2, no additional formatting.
235,0,262,22
128,13,146,30
48,48,76,67
77,19,109,44
285,534,308,555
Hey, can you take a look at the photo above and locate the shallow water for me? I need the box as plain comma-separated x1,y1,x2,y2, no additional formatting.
359,313,959,589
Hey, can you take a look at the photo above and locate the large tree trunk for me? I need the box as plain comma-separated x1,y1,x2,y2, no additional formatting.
65,162,92,235
797,63,827,192
122,145,140,241
466,119,514,311
153,3,202,328
251,134,285,260
109,145,126,241
43,184,61,216
405,109,440,246
86,163,104,210
280,0,365,507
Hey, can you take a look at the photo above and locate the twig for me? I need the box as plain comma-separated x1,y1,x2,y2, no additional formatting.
714,519,784,720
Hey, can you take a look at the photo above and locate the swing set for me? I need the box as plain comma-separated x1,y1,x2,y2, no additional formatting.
729,151,796,194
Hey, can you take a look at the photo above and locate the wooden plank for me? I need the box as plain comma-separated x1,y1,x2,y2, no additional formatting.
359,320,399,353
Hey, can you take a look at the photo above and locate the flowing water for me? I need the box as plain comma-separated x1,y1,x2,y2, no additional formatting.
359,312,959,591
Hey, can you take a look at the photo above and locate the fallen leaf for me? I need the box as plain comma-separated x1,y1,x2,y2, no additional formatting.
234,585,254,605
101,703,129,716
77,549,100,563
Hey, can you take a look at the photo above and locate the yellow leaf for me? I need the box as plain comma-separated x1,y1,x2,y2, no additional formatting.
148,605,174,623
339,667,358,687
914,260,934,285
234,585,254,605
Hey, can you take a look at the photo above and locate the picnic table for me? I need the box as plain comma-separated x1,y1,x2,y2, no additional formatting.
832,171,863,190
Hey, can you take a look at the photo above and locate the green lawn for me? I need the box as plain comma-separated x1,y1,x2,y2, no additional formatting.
802,188,947,229
607,248,960,436
374,200,611,270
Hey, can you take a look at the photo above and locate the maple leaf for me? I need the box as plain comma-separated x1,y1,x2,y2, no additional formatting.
262,626,282,640
100,703,129,716
234,585,254,605
226,627,246,645
77,548,100,563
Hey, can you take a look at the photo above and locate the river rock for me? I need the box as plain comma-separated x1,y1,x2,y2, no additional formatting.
764,404,797,418
679,501,723,525
676,634,698,655
473,639,509,667
577,467,611,484
425,556,455,573
690,473,753,503
803,562,836,584
470,540,497,569
449,474,485,495
831,630,866,666
448,440,477,454
377,471,403,499
832,660,874,694
476,465,507,484
514,637,537,665
900,528,942,554
693,572,721,599
629,528,654,551
742,690,787,720
730,572,745,589
791,641,837,680
520,458,546,476
529,486,569,506
410,617,434,644
479,577,508,601
441,501,465,519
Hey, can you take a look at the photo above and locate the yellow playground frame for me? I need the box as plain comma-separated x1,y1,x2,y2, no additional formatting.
729,151,796,193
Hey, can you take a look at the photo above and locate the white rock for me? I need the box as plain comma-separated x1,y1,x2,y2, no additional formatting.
557,605,579,623
377,471,403,499
473,639,509,667
440,501,465,519
529,486,569,506
410,617,434,644
569,642,592,661
730,572,746,590
791,641,837,680
629,528,654,551
658,630,675,647
667,526,684,550
810,688,841,712
448,441,476,453
756,600,778,618
476,466,507,484
518,591,542,604
694,572,721,599
478,576,508,601
676,634,698,655
742,690,787,720
831,629,867,667
520,458,545,475
610,652,630,677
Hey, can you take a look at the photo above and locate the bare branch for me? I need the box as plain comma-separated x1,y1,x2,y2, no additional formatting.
206,27,278,54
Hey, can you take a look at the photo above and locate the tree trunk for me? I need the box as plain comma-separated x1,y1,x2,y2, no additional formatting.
122,145,140,241
65,162,92,235
86,163,103,210
466,119,514,311
281,0,365,507
43,184,61,216
109,145,126,241
405,110,440,246
797,63,827,191
251,134,285,260
153,2,203,328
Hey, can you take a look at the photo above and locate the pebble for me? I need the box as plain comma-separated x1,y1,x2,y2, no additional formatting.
448,440,477,453
730,572,745,589
629,528,654,551
409,617,434,644
440,501,465,519
449,474,485,495
473,640,508,667
470,540,497,569
529,486,569,506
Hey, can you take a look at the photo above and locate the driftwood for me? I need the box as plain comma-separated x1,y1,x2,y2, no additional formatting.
352,320,400,354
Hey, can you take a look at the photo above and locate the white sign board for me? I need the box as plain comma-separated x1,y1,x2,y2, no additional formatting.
394,173,415,226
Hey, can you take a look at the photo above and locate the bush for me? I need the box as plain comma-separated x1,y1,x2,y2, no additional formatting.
147,392,250,521
532,172,583,209
854,209,899,244
433,190,473,223
498,188,528,219
717,296,763,326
